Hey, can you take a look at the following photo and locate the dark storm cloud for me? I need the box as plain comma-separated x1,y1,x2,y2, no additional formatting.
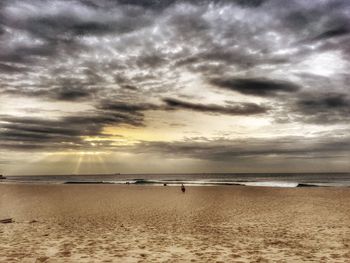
312,25,350,41
0,96,269,150
0,122,82,137
0,42,60,64
1,1,153,39
0,107,146,150
114,0,177,10
1,0,350,156
0,63,26,73
0,117,84,150
100,98,268,116
115,0,267,9
0,0,153,66
99,101,160,112
299,94,350,108
232,0,267,7
0,0,349,67
136,53,167,68
132,135,350,161
210,78,300,97
53,87,93,101
294,93,350,124
120,85,138,91
0,79,102,101
163,98,267,115
1,0,348,81
48,77,103,101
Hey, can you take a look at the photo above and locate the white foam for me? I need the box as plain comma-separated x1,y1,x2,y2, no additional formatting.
242,181,299,188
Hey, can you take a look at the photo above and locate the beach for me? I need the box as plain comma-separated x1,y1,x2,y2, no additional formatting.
1,184,350,262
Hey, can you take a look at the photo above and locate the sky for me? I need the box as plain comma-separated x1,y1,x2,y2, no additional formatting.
0,0,350,175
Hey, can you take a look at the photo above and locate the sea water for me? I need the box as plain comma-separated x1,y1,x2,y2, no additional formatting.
2,173,350,187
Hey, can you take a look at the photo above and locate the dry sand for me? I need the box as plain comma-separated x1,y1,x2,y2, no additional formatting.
1,184,350,262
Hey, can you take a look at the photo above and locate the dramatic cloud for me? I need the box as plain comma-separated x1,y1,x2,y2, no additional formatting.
0,0,350,174
163,98,267,115
294,93,350,124
312,25,350,41
99,101,161,113
210,78,301,97
132,135,350,161
0,109,145,150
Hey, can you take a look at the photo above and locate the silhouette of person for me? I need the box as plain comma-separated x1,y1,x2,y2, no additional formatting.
181,184,185,193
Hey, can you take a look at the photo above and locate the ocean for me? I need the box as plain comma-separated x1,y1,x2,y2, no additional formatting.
2,173,350,187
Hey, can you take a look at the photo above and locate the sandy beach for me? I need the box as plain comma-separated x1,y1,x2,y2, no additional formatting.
1,184,350,262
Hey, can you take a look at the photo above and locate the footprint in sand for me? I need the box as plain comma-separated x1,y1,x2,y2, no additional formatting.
35,257,49,263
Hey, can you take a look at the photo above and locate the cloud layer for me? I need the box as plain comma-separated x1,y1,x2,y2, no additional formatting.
1,0,350,173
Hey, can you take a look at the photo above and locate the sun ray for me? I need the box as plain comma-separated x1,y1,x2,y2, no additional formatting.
73,153,84,175
96,154,108,174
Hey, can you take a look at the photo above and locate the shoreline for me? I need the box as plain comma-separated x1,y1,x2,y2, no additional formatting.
3,173,350,188
1,180,350,188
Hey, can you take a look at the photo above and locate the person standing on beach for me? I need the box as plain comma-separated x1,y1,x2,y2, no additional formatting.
181,184,186,193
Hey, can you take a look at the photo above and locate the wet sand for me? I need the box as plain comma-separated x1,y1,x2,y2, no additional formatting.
1,184,350,262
